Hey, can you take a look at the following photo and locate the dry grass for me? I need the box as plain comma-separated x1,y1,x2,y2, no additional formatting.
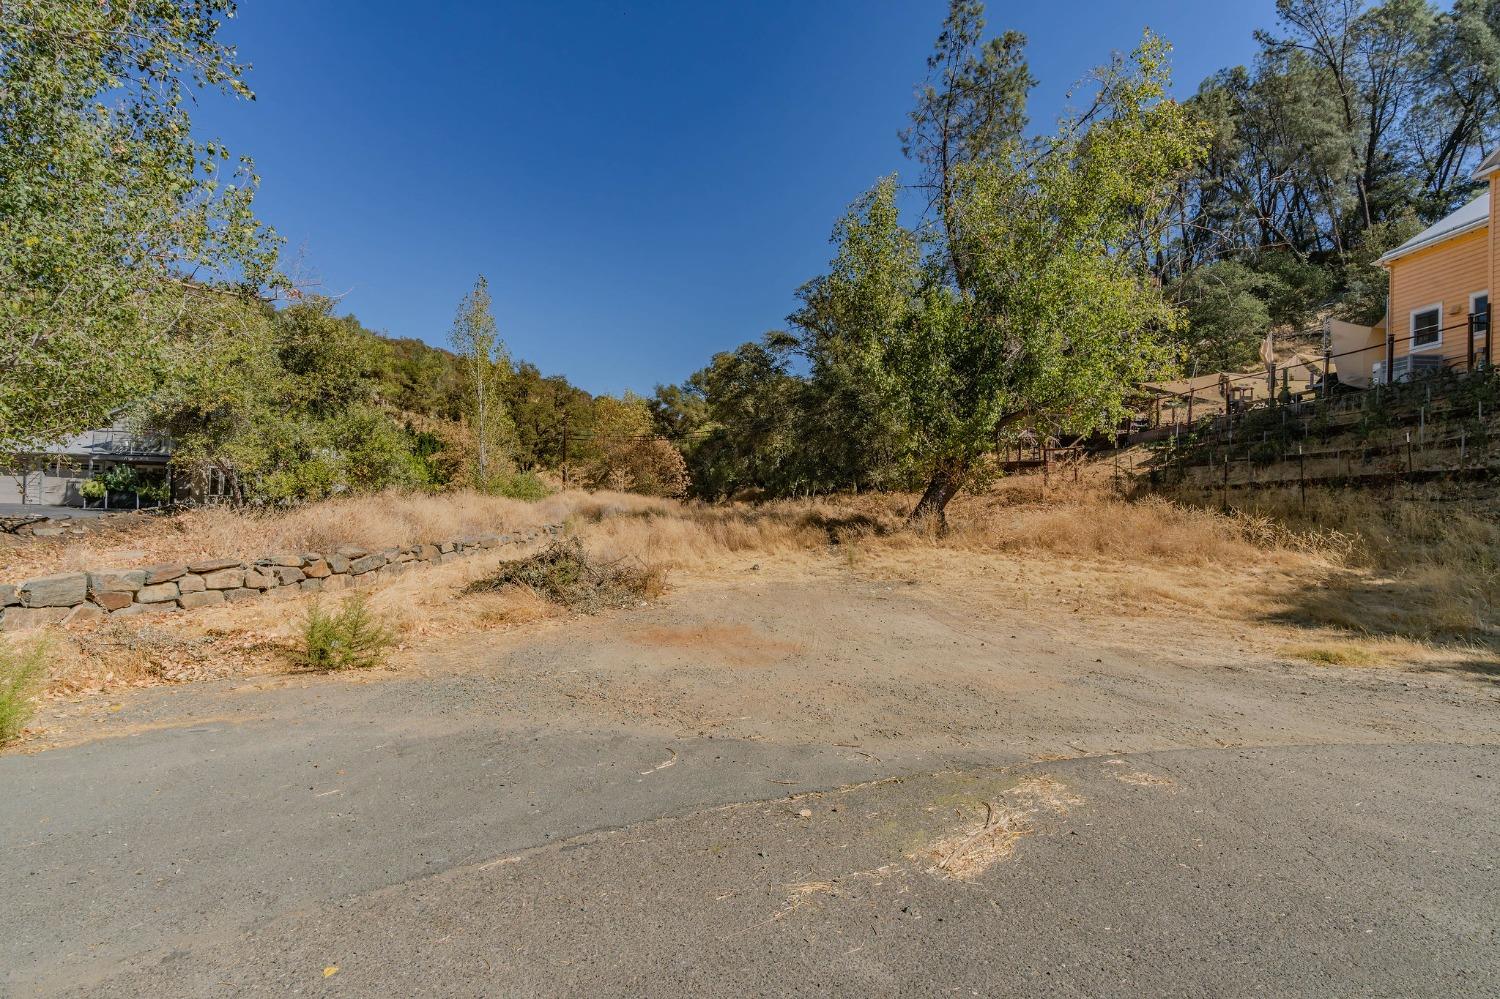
13,464,1497,709
911,776,1082,882
1282,643,1382,667
0,489,566,580
558,479,1344,576
3,479,1340,582
1181,484,1500,642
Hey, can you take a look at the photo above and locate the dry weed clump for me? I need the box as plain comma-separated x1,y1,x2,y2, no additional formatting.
47,622,291,694
1281,643,1381,667
466,538,666,614
912,776,1082,882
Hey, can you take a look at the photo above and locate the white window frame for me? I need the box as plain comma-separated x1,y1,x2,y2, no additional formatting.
1470,291,1489,339
1410,303,1443,351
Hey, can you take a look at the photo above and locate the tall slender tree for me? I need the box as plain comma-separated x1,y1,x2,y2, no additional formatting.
448,276,515,485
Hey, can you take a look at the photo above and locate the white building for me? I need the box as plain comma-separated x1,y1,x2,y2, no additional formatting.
1,417,172,507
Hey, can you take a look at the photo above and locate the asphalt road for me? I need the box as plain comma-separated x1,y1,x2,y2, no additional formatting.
0,504,119,521
5,718,1497,995
4,572,1499,997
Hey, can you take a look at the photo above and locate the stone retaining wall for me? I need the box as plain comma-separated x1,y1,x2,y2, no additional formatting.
0,525,560,632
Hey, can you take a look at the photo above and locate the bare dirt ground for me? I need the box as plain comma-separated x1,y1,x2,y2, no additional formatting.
21,545,1497,758
5,491,1499,996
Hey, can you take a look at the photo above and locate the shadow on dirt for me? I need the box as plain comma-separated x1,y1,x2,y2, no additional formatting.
1266,572,1500,684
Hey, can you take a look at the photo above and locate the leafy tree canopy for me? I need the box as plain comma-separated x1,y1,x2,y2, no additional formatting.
0,0,280,456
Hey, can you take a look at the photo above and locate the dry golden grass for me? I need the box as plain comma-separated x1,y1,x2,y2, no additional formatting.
1282,643,1382,667
0,489,566,580
14,465,1498,708
560,478,1344,575
3,477,1337,581
1176,483,1500,641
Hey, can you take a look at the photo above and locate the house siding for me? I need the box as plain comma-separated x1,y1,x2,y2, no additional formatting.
1388,225,1490,368
1491,173,1500,331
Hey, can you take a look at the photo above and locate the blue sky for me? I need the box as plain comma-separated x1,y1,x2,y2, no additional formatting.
197,0,1277,396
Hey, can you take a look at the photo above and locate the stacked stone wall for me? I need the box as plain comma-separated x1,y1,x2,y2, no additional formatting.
0,525,561,632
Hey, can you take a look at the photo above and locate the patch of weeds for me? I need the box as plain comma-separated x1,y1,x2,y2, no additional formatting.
465,537,665,614
1282,643,1380,667
296,592,398,671
0,637,48,744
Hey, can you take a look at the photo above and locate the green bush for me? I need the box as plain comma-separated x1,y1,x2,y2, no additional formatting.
99,464,140,492
295,593,397,671
1248,441,1281,466
0,638,48,744
489,470,551,501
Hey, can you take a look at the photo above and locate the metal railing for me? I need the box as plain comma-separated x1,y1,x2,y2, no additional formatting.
86,429,172,457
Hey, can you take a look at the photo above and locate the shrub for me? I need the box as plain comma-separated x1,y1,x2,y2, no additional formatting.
0,638,48,744
296,592,398,671
489,470,552,501
465,537,665,613
586,436,692,497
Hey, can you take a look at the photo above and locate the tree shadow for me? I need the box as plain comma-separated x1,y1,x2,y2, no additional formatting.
1265,570,1500,684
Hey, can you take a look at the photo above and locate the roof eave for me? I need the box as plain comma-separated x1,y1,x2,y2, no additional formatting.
1377,217,1488,267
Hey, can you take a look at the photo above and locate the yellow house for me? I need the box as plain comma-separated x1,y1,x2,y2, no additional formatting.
1354,150,1500,384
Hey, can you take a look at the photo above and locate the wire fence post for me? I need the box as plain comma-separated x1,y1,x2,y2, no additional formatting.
1298,444,1306,508
1468,312,1476,373
1221,448,1229,510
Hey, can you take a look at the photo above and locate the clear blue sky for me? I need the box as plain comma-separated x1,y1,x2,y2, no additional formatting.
197,0,1277,396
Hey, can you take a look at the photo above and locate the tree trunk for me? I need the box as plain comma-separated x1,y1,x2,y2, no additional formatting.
908,462,968,532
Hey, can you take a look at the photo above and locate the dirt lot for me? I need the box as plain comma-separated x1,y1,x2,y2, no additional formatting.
18,537,1497,757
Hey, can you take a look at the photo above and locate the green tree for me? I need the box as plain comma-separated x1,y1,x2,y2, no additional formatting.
681,337,804,499
1170,260,1275,373
139,295,423,503
793,23,1204,525
1156,0,1500,332
507,362,593,476
0,0,279,456
378,337,466,420
899,0,1034,291
448,276,516,486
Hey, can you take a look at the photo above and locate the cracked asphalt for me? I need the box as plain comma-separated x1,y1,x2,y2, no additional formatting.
4,569,1497,997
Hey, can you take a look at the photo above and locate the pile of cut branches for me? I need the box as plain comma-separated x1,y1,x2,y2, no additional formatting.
465,537,664,614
